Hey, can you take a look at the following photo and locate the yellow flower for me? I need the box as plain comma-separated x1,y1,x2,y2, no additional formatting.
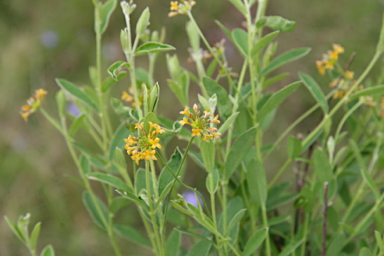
345,70,354,80
332,44,344,54
170,1,179,11
122,91,134,102
179,103,221,142
20,89,48,122
124,121,165,165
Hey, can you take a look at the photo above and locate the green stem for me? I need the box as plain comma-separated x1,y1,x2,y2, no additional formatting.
268,159,292,189
261,205,271,256
334,102,362,142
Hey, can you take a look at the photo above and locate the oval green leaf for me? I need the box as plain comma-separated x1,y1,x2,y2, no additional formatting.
299,72,329,113
135,42,175,56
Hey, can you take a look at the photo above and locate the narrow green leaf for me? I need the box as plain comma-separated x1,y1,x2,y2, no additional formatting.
228,0,246,15
350,85,384,100
243,228,268,256
299,72,329,113
87,173,131,191
279,240,303,256
186,240,212,256
260,48,311,77
143,112,159,133
251,31,279,57
186,21,200,52
56,78,99,112
258,81,301,121
218,112,239,134
224,127,257,180
55,90,66,117
40,245,55,256
228,209,247,231
375,231,384,252
175,228,214,244
206,169,220,194
166,229,181,256
203,77,232,119
109,197,130,213
247,159,268,205
198,94,210,111
257,16,296,32
200,140,215,173
214,20,232,40
135,42,175,56
149,83,160,113
287,136,302,160
114,224,151,248
232,28,248,56
80,155,90,175
107,61,130,81
82,191,109,230
158,148,182,194
4,216,26,243
116,189,149,211
263,73,289,88
99,0,117,35
326,234,346,256
136,7,150,37
69,115,86,137
313,148,333,183
108,124,131,161
29,222,41,251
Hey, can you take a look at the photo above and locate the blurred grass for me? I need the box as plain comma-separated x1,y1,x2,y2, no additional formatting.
0,0,383,255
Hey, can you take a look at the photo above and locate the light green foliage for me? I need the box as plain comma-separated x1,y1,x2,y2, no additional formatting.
8,0,384,256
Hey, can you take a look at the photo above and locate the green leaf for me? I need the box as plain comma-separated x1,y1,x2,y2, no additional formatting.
299,72,329,113
232,28,248,56
214,20,232,40
206,169,220,194
149,83,160,113
287,136,302,160
113,224,151,248
143,112,159,133
279,240,303,256
158,148,182,194
359,247,373,256
224,127,257,180
87,173,131,191
116,189,149,211
228,209,247,231
135,42,175,56
258,81,301,121
175,228,214,245
350,85,384,100
56,78,99,112
263,73,289,88
99,0,117,35
186,239,212,256
251,31,279,57
218,112,239,134
186,21,200,52
198,94,210,111
136,7,150,37
228,0,246,14
326,234,346,256
109,197,130,213
243,228,268,256
29,222,41,251
203,77,232,119
82,191,109,230
313,148,333,183
40,245,55,256
247,159,268,205
260,48,311,77
200,140,215,173
375,231,384,252
55,90,66,117
73,142,106,170
4,216,26,243
107,61,130,81
108,124,131,161
166,229,181,256
257,16,296,32
69,115,86,137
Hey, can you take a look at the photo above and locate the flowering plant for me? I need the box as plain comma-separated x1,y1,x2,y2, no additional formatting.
6,0,384,256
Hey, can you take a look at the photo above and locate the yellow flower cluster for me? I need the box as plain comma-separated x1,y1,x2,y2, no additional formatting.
121,86,145,107
168,0,196,17
179,104,221,142
20,89,48,122
316,44,344,75
124,122,165,165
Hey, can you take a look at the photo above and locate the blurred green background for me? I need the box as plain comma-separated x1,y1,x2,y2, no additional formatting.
1,0,383,255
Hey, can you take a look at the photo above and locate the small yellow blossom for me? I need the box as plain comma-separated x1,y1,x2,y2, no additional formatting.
170,1,179,11
20,89,48,122
179,103,221,142
332,44,344,55
315,44,344,76
122,91,134,103
168,0,196,17
124,121,165,165
345,70,354,80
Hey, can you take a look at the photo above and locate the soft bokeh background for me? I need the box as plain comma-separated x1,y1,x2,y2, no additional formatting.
1,0,383,255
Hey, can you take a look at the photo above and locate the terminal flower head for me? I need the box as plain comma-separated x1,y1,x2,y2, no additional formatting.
124,122,165,165
168,0,196,17
316,44,344,76
20,89,48,122
179,104,221,142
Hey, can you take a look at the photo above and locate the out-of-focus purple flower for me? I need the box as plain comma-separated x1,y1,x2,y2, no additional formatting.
66,102,82,117
40,30,59,49
182,190,203,208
